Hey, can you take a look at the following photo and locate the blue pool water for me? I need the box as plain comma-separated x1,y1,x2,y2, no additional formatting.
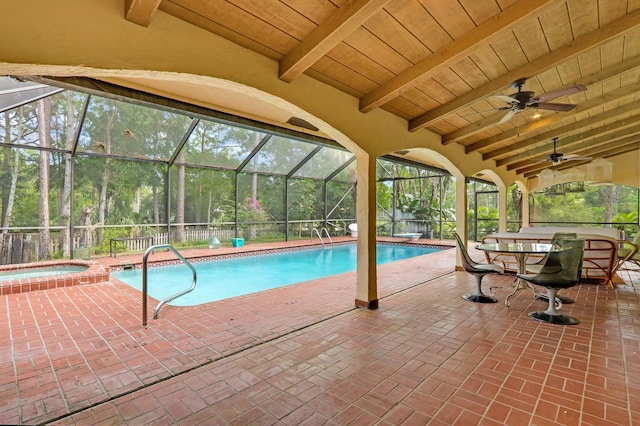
112,243,442,306
0,266,88,282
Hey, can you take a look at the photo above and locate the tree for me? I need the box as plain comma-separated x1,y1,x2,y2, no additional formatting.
1,108,28,233
37,98,51,260
57,91,76,256
1,147,20,234
175,151,186,242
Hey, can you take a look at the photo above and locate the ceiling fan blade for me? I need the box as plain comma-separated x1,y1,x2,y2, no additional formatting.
497,109,517,125
461,106,510,117
534,84,587,102
532,102,577,112
561,154,592,162
492,95,518,104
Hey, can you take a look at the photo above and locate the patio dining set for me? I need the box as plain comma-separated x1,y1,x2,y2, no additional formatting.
454,228,639,326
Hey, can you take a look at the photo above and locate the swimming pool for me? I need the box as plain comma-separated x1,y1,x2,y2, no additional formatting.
112,243,442,305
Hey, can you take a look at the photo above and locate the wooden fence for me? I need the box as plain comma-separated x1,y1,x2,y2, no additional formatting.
0,233,35,265
0,221,353,264
0,229,240,264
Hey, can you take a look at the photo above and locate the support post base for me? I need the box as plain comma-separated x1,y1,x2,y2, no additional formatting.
355,299,378,310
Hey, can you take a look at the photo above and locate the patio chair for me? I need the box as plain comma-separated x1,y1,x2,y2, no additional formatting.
348,223,358,238
517,238,585,325
614,232,640,273
525,232,577,304
454,233,504,303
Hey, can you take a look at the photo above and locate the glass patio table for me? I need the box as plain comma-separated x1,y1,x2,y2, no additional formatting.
475,242,555,307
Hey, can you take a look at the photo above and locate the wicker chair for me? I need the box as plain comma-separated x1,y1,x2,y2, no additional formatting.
615,232,640,273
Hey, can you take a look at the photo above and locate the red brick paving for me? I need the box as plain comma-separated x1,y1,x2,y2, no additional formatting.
1,238,639,425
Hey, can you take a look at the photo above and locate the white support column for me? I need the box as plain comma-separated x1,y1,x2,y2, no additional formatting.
354,154,378,309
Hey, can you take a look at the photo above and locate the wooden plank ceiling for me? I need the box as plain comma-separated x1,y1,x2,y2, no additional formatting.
126,0,640,181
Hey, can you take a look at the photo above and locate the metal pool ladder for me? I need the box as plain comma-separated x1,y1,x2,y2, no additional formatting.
321,228,333,245
311,228,324,247
141,244,197,326
312,228,333,248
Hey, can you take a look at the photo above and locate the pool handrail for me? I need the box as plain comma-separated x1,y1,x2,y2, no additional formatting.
142,244,197,326
311,228,325,248
321,228,333,245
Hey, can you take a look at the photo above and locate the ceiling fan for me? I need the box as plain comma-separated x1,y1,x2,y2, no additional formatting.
545,137,592,166
492,78,586,124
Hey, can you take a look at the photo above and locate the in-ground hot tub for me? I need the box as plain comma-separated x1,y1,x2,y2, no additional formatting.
0,261,110,296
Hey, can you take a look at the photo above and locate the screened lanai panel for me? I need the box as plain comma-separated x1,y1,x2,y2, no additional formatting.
291,147,354,180
390,162,421,179
237,173,286,222
180,120,267,168
332,160,357,183
241,135,317,175
71,155,168,252
168,166,235,225
0,147,50,228
326,181,356,219
0,77,63,113
378,159,448,180
0,91,87,151
377,159,396,180
77,97,192,160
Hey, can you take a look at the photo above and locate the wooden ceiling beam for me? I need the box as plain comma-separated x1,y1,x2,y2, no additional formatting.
463,115,557,153
504,125,640,170
496,120,640,170
358,0,556,113
451,55,640,147
483,101,640,160
444,112,507,144
490,114,640,164
466,81,640,154
279,0,392,82
510,128,640,173
522,141,640,178
578,142,640,164
517,134,640,175
408,9,640,132
124,0,161,27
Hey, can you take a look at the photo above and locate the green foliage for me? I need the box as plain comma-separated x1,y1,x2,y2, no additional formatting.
530,184,638,226
237,197,271,223
2,86,638,263
172,239,210,249
287,179,319,220
327,181,355,220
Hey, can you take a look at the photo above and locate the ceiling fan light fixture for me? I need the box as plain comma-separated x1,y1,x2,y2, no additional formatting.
490,79,586,124
545,137,592,165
